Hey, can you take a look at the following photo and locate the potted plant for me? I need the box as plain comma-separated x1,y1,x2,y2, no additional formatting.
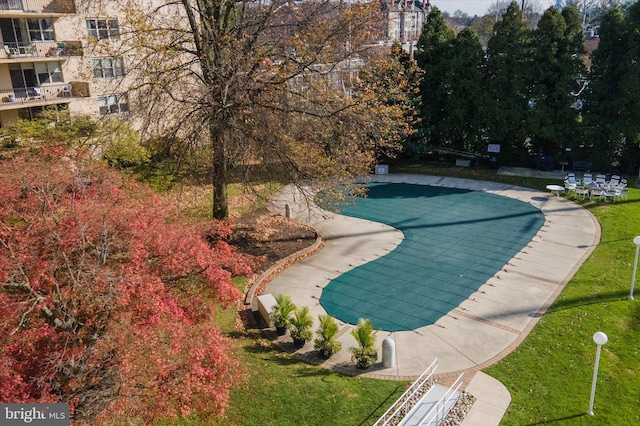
289,306,313,348
350,318,378,369
272,294,296,335
314,314,342,359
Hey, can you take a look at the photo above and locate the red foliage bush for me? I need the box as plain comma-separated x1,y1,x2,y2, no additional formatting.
0,149,254,423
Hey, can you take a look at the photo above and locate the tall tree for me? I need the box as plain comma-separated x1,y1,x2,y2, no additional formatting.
617,0,640,173
484,1,533,165
100,0,410,219
555,0,634,31
444,28,487,154
528,6,586,157
583,1,640,173
487,0,545,27
415,8,456,150
0,149,254,422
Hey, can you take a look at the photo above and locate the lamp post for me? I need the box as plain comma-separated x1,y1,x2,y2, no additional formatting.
630,236,640,300
587,331,608,416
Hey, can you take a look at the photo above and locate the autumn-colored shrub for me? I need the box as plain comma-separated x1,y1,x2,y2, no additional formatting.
0,148,253,423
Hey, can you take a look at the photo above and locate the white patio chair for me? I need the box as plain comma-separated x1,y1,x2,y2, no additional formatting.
574,185,589,200
609,175,621,187
582,173,593,187
567,172,580,186
589,183,607,201
614,179,628,202
564,174,577,195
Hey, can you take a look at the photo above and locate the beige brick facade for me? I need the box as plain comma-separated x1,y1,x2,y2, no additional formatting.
0,0,133,126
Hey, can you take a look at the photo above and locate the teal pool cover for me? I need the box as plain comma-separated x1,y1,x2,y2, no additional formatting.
319,183,545,332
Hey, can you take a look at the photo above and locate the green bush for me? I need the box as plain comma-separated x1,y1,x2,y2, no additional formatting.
350,318,378,369
272,294,296,330
314,314,342,358
101,124,149,169
290,306,313,343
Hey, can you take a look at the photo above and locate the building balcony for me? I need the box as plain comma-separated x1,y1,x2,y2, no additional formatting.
0,0,75,15
1,40,82,61
0,82,86,110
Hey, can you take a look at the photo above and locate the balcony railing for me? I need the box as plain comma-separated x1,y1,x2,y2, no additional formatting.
0,83,73,106
1,41,82,59
0,0,76,14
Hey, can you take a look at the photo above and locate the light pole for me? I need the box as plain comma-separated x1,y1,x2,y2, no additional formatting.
630,236,640,300
588,331,608,416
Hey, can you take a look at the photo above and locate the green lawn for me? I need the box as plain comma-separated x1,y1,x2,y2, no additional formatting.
485,191,640,423
183,163,640,425
394,163,640,424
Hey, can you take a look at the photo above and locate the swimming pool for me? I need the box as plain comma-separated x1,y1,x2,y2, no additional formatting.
319,183,546,331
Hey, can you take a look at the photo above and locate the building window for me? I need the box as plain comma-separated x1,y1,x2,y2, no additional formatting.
9,62,63,88
36,62,63,84
92,57,125,78
27,19,55,41
98,94,129,115
86,18,120,41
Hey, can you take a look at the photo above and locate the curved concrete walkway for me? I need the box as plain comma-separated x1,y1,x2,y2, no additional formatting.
259,174,600,424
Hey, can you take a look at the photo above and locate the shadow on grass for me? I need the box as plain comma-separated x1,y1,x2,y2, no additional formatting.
294,367,333,379
356,384,406,426
546,290,635,313
525,412,588,424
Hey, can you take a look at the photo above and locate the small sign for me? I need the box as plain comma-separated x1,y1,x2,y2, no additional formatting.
487,144,501,153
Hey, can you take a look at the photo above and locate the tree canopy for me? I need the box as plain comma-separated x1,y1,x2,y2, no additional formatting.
527,6,585,156
583,0,640,173
0,148,255,422
97,0,413,218
411,0,639,172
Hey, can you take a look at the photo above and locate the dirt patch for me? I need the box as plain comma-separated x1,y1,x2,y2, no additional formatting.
229,207,317,273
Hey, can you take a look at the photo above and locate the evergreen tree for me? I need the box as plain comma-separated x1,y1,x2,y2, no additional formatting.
414,8,456,152
584,8,628,169
484,2,533,166
528,7,586,160
617,1,640,174
443,28,487,154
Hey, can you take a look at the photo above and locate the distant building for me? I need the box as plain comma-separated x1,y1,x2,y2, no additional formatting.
382,0,430,53
0,0,426,128
0,0,133,127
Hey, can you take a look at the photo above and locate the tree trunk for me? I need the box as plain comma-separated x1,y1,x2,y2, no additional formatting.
211,120,229,220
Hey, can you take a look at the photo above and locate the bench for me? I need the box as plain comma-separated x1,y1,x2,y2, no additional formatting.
255,293,277,327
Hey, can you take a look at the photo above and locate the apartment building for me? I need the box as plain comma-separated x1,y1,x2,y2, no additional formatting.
0,0,129,127
0,0,425,129
383,0,430,53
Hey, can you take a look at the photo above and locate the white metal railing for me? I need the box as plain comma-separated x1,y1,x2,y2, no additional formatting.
1,41,82,60
416,372,464,426
0,83,73,105
373,358,439,426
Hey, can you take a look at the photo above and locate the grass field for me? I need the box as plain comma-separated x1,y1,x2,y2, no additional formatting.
169,163,640,425
395,163,640,425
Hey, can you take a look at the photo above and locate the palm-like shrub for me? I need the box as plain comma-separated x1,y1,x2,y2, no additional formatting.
272,294,296,334
290,306,313,347
350,318,378,369
314,314,342,358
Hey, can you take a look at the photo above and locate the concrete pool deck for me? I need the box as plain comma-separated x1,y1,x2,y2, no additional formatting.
256,173,599,424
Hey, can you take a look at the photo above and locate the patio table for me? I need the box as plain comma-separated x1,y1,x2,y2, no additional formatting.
546,184,565,197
